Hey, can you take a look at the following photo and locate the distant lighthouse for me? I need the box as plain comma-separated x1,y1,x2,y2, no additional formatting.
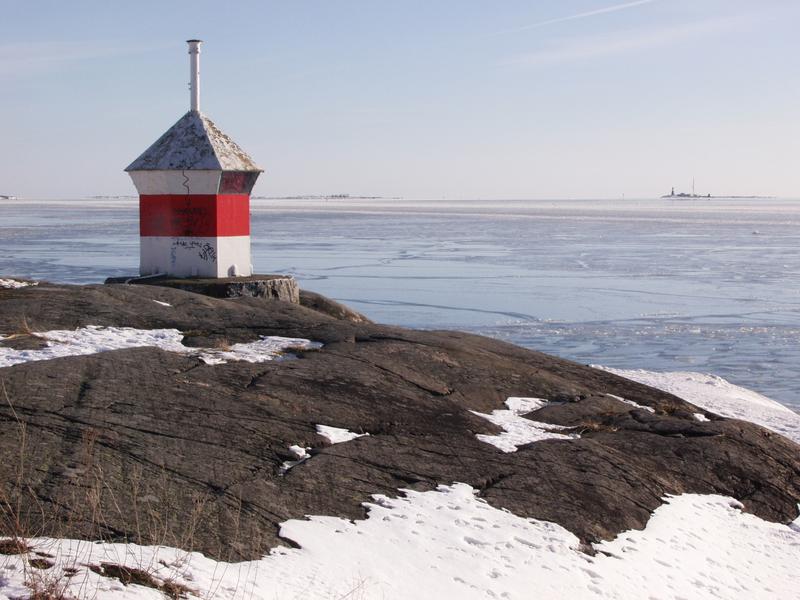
125,40,263,278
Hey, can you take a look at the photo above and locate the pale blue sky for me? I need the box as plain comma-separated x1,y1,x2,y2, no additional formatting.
1,0,799,198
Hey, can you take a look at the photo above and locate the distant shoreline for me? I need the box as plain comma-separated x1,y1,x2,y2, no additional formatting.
3,195,793,203
661,195,776,200
252,195,403,200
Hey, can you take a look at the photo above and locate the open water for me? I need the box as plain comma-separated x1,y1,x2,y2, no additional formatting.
2,197,799,411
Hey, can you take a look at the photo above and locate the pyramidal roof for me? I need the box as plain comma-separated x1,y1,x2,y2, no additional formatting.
125,111,262,172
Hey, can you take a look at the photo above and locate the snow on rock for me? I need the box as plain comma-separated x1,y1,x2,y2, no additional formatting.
315,424,369,444
592,493,800,600
197,337,321,365
0,327,186,367
472,397,576,452
280,427,369,476
288,445,308,457
0,279,37,289
597,366,800,444
605,393,655,413
1,484,797,600
280,445,311,475
0,326,321,368
152,300,172,307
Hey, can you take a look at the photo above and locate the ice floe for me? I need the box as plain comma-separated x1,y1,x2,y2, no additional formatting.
472,396,576,452
0,325,321,368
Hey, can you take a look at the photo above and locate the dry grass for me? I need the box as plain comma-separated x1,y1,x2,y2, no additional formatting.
334,578,369,600
0,538,29,555
0,379,207,599
25,582,72,599
1,379,77,599
0,380,30,545
0,315,38,339
89,563,192,599
18,315,34,336
570,419,620,435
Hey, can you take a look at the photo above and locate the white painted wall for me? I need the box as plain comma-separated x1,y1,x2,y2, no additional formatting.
216,235,252,277
129,170,222,195
141,236,252,278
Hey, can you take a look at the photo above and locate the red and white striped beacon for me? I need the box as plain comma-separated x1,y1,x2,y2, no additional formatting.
125,40,263,278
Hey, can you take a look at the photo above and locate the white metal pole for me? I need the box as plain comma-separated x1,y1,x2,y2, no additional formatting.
187,39,202,112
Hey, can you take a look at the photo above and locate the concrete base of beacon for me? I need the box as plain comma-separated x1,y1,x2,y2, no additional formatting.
104,274,300,304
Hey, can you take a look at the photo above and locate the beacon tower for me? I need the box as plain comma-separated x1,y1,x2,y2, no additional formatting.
125,40,263,278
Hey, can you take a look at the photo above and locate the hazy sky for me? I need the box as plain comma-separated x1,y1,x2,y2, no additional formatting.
1,0,799,199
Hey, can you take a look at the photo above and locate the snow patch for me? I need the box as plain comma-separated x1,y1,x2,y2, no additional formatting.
0,279,37,289
198,337,321,365
472,397,575,452
606,393,656,413
152,300,172,307
288,445,308,458
281,427,369,476
315,424,369,444
280,445,311,475
0,326,321,368
1,484,797,599
597,367,800,444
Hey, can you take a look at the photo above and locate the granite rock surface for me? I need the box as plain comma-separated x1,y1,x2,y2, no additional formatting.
0,282,797,561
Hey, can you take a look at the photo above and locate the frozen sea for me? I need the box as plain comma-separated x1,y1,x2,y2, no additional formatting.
2,196,799,412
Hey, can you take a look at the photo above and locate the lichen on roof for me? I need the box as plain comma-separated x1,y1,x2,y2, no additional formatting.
125,111,262,172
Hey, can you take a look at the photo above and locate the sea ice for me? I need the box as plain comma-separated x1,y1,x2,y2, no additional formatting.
7,197,800,411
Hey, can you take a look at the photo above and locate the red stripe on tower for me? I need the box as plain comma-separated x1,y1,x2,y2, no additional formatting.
139,195,250,237
124,40,263,278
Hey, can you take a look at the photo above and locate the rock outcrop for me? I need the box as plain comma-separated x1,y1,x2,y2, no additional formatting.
299,289,371,323
104,274,300,303
0,282,798,561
